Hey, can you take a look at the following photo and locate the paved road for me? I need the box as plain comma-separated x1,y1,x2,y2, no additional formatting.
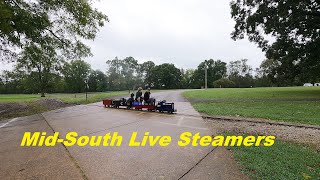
0,90,247,180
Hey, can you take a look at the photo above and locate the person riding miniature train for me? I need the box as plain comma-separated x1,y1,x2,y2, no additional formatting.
127,93,135,108
135,87,143,104
132,87,155,105
102,87,176,113
144,88,155,105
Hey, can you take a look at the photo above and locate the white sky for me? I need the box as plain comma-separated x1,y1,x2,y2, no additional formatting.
1,0,266,72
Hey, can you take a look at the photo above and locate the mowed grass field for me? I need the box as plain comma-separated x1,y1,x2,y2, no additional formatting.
0,91,128,104
228,139,320,180
183,87,320,125
185,87,320,179
0,91,128,120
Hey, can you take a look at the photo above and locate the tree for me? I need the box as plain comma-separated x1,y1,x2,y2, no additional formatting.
259,59,281,86
180,69,194,89
88,70,107,92
0,77,3,93
0,0,107,62
191,59,227,88
148,63,182,89
63,60,91,93
213,78,235,88
140,61,155,87
106,57,140,91
228,59,254,88
0,70,24,94
1,0,107,95
230,0,320,83
16,44,61,96
121,57,139,90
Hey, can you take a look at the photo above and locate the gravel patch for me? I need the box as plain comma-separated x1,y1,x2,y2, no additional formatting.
0,103,28,115
0,99,70,121
205,119,320,150
35,98,67,108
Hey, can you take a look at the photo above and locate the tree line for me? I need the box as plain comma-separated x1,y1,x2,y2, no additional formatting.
1,0,319,96
0,56,310,95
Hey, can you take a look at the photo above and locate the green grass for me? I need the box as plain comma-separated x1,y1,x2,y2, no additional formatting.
184,86,320,100
229,140,320,180
0,91,128,120
0,94,41,103
0,91,128,104
47,91,128,104
183,87,320,125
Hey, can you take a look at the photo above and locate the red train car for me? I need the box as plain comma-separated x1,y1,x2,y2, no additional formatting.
102,99,113,107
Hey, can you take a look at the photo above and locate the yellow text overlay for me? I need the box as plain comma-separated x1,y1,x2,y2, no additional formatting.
20,132,275,147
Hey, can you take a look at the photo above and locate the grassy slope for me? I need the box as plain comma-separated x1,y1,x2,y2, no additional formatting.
183,87,320,125
229,140,320,180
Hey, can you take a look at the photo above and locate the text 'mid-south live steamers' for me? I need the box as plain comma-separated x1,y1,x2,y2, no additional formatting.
21,132,275,147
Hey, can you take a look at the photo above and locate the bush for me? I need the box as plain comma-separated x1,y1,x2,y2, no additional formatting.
213,78,235,88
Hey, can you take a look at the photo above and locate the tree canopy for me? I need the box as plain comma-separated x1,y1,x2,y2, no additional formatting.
16,44,60,96
228,59,254,88
0,0,107,62
191,59,227,88
148,63,182,89
230,0,320,83
62,60,91,93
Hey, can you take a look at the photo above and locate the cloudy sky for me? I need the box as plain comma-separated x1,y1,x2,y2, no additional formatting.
1,0,266,71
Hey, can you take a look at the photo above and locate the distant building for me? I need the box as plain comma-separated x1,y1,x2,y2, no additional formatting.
303,83,320,87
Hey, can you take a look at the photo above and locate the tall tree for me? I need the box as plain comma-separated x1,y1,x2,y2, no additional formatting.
1,0,107,95
16,44,60,96
106,57,139,91
191,59,227,88
140,61,155,87
148,63,182,89
0,0,107,62
63,60,91,93
180,69,194,89
88,70,107,92
230,0,320,83
228,59,254,88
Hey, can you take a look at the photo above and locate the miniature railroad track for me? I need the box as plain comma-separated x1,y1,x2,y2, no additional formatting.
91,103,320,131
201,115,320,130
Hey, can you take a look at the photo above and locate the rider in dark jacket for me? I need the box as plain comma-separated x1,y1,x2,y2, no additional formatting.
135,87,143,103
144,88,151,102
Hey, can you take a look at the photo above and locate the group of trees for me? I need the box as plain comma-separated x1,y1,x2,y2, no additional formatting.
230,0,320,86
0,0,107,96
1,55,306,94
0,60,100,94
1,0,319,95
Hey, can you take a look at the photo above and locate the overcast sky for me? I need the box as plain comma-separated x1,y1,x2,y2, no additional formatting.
1,0,266,72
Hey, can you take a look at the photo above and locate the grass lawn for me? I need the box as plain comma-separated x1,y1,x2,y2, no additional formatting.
183,87,320,125
229,140,320,180
0,91,128,121
0,91,128,104
47,91,128,104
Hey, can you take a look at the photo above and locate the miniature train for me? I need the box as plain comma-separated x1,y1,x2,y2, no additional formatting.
102,98,177,113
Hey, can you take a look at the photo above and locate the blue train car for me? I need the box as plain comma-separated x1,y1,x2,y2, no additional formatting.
156,100,176,113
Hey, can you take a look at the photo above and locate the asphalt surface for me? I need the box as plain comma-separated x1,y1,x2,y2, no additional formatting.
0,90,247,180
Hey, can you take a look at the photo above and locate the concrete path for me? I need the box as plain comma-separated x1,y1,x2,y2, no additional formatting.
0,90,247,180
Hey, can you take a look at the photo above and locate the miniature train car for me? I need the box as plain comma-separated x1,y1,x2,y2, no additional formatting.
102,98,176,113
